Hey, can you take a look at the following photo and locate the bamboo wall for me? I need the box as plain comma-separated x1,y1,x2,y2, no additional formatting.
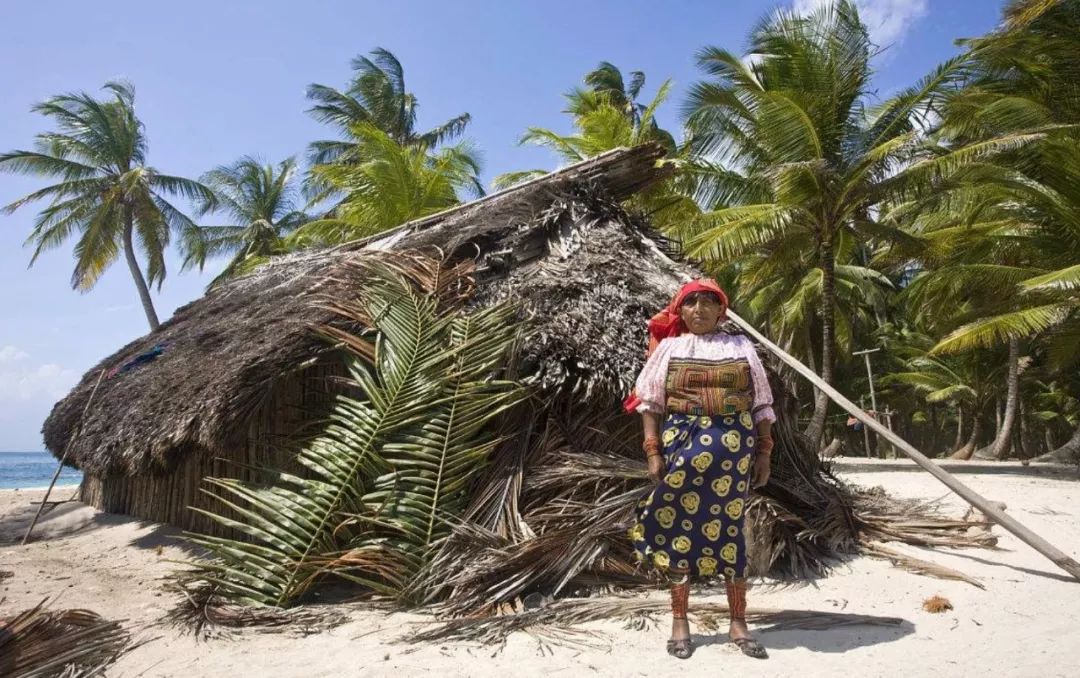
79,361,344,536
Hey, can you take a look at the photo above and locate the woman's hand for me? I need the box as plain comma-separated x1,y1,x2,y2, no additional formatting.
751,454,771,489
647,454,664,484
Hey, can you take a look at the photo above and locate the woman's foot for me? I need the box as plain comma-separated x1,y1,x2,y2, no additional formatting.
728,618,767,659
667,617,694,659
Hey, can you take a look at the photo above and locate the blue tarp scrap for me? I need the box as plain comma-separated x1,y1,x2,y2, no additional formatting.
106,343,167,379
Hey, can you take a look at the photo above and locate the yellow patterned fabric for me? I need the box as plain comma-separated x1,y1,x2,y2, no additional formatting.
631,412,754,578
664,358,754,416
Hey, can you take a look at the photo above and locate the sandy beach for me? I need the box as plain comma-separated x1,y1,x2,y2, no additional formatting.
2,466,1078,678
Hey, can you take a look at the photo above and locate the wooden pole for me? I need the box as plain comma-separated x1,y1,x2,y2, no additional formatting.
728,310,1080,582
860,395,872,458
22,370,105,545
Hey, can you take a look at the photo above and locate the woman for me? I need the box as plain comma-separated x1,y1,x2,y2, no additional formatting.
626,279,775,660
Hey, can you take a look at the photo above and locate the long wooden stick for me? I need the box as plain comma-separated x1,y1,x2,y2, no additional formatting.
21,369,106,545
728,310,1080,582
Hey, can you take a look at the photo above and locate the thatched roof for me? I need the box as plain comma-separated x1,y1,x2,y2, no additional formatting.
45,144,693,476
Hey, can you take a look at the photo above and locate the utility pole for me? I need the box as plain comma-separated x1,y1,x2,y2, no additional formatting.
853,347,882,458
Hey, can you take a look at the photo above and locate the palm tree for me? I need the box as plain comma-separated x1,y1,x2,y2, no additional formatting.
187,156,309,286
493,73,698,229
881,348,984,458
679,1,968,448
564,62,678,151
737,229,894,370
0,81,216,330
306,48,471,167
287,123,483,248
892,0,1080,458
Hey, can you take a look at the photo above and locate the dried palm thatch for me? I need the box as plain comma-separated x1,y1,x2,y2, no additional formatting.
0,599,132,677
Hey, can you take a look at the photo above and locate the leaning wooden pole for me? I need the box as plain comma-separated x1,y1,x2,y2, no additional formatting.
728,310,1080,582
21,369,105,545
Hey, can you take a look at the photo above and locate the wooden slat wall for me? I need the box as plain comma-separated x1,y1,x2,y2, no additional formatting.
78,361,344,536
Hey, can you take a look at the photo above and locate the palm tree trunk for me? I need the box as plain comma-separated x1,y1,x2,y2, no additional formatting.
952,406,965,453
951,415,982,460
804,234,835,449
991,337,1020,460
1032,424,1080,464
122,211,160,331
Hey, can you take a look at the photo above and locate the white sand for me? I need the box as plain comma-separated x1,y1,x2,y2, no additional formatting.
2,468,1079,678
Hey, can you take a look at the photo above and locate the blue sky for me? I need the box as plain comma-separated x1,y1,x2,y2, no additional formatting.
0,0,1002,450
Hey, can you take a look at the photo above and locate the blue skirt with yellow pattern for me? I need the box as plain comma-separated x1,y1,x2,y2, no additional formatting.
630,411,755,579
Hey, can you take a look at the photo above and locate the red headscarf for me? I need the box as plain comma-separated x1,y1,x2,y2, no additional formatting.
622,279,729,414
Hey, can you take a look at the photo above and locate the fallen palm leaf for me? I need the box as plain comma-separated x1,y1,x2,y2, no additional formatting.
862,542,985,589
0,599,133,678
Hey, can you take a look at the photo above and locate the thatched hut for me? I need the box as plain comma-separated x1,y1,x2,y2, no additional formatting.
43,145,676,531
46,145,985,600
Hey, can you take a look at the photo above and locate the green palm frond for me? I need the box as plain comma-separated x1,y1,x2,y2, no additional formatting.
491,169,548,191
295,124,481,247
684,204,795,260
1022,263,1080,292
361,303,527,597
932,302,1074,354
305,47,471,154
180,260,523,607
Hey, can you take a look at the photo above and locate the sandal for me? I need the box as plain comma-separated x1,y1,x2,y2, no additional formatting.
731,636,768,659
666,637,694,659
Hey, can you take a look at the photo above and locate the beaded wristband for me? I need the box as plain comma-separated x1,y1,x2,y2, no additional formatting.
642,435,661,458
756,435,774,456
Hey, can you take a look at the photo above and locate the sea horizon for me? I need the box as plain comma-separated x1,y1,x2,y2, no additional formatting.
0,450,83,490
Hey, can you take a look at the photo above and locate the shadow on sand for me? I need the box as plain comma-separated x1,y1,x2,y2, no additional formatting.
0,494,205,557
687,610,914,654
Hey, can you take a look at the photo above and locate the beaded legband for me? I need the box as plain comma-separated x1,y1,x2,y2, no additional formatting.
671,580,690,620
725,579,748,621
642,436,662,458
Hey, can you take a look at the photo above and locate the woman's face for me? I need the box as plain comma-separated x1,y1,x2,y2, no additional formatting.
679,291,724,334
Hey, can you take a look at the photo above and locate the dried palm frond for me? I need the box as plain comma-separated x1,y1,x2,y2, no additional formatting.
165,582,352,639
862,542,985,589
415,358,997,616
0,599,132,678
853,489,998,548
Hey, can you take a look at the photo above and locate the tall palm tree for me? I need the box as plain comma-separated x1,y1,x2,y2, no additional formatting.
187,156,309,286
287,123,483,248
306,48,471,167
679,1,967,448
0,81,215,330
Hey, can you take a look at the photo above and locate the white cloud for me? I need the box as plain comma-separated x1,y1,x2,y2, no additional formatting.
0,352,78,449
793,0,929,48
0,359,78,402
0,345,29,362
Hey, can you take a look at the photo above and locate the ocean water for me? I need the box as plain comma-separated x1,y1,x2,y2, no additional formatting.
0,451,83,490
